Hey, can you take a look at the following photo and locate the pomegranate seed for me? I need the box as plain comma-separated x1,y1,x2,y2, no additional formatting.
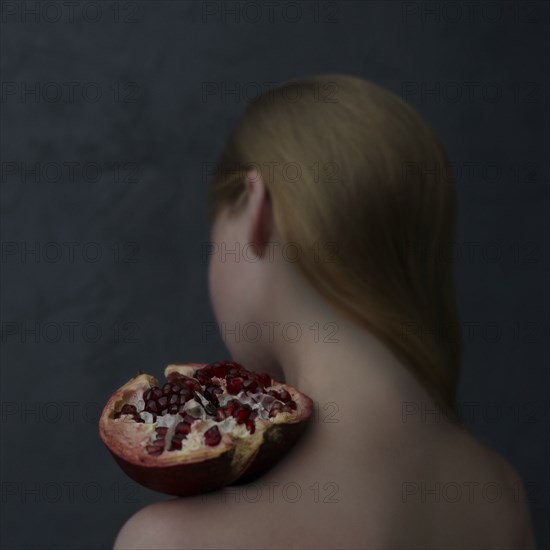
168,404,179,414
171,439,183,450
256,372,271,388
282,404,294,413
171,384,181,393
226,377,244,395
121,404,137,415
153,438,165,447
157,396,168,410
278,389,291,403
145,400,158,414
236,408,249,424
146,445,163,455
177,395,187,406
204,426,221,446
183,413,197,424
225,400,239,416
228,366,240,376
208,362,229,378
133,414,145,423
173,432,187,441
246,419,256,434
175,422,191,435
243,379,258,393
162,383,172,395
169,394,179,405
249,410,259,420
155,427,168,435
151,387,162,400
288,400,297,410
181,376,201,392
269,402,283,418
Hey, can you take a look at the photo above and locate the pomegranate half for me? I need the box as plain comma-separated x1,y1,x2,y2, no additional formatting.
99,361,313,496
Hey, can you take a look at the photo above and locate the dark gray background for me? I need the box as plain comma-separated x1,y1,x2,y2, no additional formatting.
1,1,548,549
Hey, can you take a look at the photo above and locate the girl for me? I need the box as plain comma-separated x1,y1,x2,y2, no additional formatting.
115,74,535,549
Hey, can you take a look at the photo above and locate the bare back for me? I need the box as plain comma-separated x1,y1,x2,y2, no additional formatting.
114,417,535,549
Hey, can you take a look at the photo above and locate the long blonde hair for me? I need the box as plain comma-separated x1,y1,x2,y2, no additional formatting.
208,74,462,410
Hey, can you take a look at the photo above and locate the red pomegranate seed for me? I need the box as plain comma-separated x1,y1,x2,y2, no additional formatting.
255,372,271,388
204,426,221,446
180,376,201,392
278,389,291,403
168,404,179,414
246,419,256,434
169,394,179,405
145,401,158,414
183,414,197,424
171,439,183,450
225,400,239,416
121,404,137,415
155,427,168,435
146,446,162,455
177,422,191,435
133,414,145,423
235,408,249,424
226,377,244,395
162,383,172,395
151,387,162,400
157,396,168,410
269,402,283,417
173,432,187,441
171,384,181,393
208,362,229,378
288,400,297,410
243,379,258,393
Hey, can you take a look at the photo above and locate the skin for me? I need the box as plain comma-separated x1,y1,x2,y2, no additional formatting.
114,171,536,550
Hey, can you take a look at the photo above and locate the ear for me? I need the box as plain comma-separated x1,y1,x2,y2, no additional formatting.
245,169,272,258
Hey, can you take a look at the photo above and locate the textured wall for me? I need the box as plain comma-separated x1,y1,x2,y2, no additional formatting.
1,1,548,548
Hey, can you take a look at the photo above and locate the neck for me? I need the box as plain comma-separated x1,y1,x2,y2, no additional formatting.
261,265,435,433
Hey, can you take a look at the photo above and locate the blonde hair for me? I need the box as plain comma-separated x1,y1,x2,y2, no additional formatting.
208,74,462,410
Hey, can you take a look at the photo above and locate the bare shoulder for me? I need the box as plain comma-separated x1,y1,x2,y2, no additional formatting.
114,497,215,550
437,426,537,550
113,485,343,550
483,444,537,549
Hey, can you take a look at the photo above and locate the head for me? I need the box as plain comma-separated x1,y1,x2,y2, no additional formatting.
207,74,462,410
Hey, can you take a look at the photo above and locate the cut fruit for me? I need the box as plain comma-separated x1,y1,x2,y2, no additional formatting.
99,361,313,496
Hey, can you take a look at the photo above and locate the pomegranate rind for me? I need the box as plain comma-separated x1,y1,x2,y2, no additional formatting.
108,449,237,496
